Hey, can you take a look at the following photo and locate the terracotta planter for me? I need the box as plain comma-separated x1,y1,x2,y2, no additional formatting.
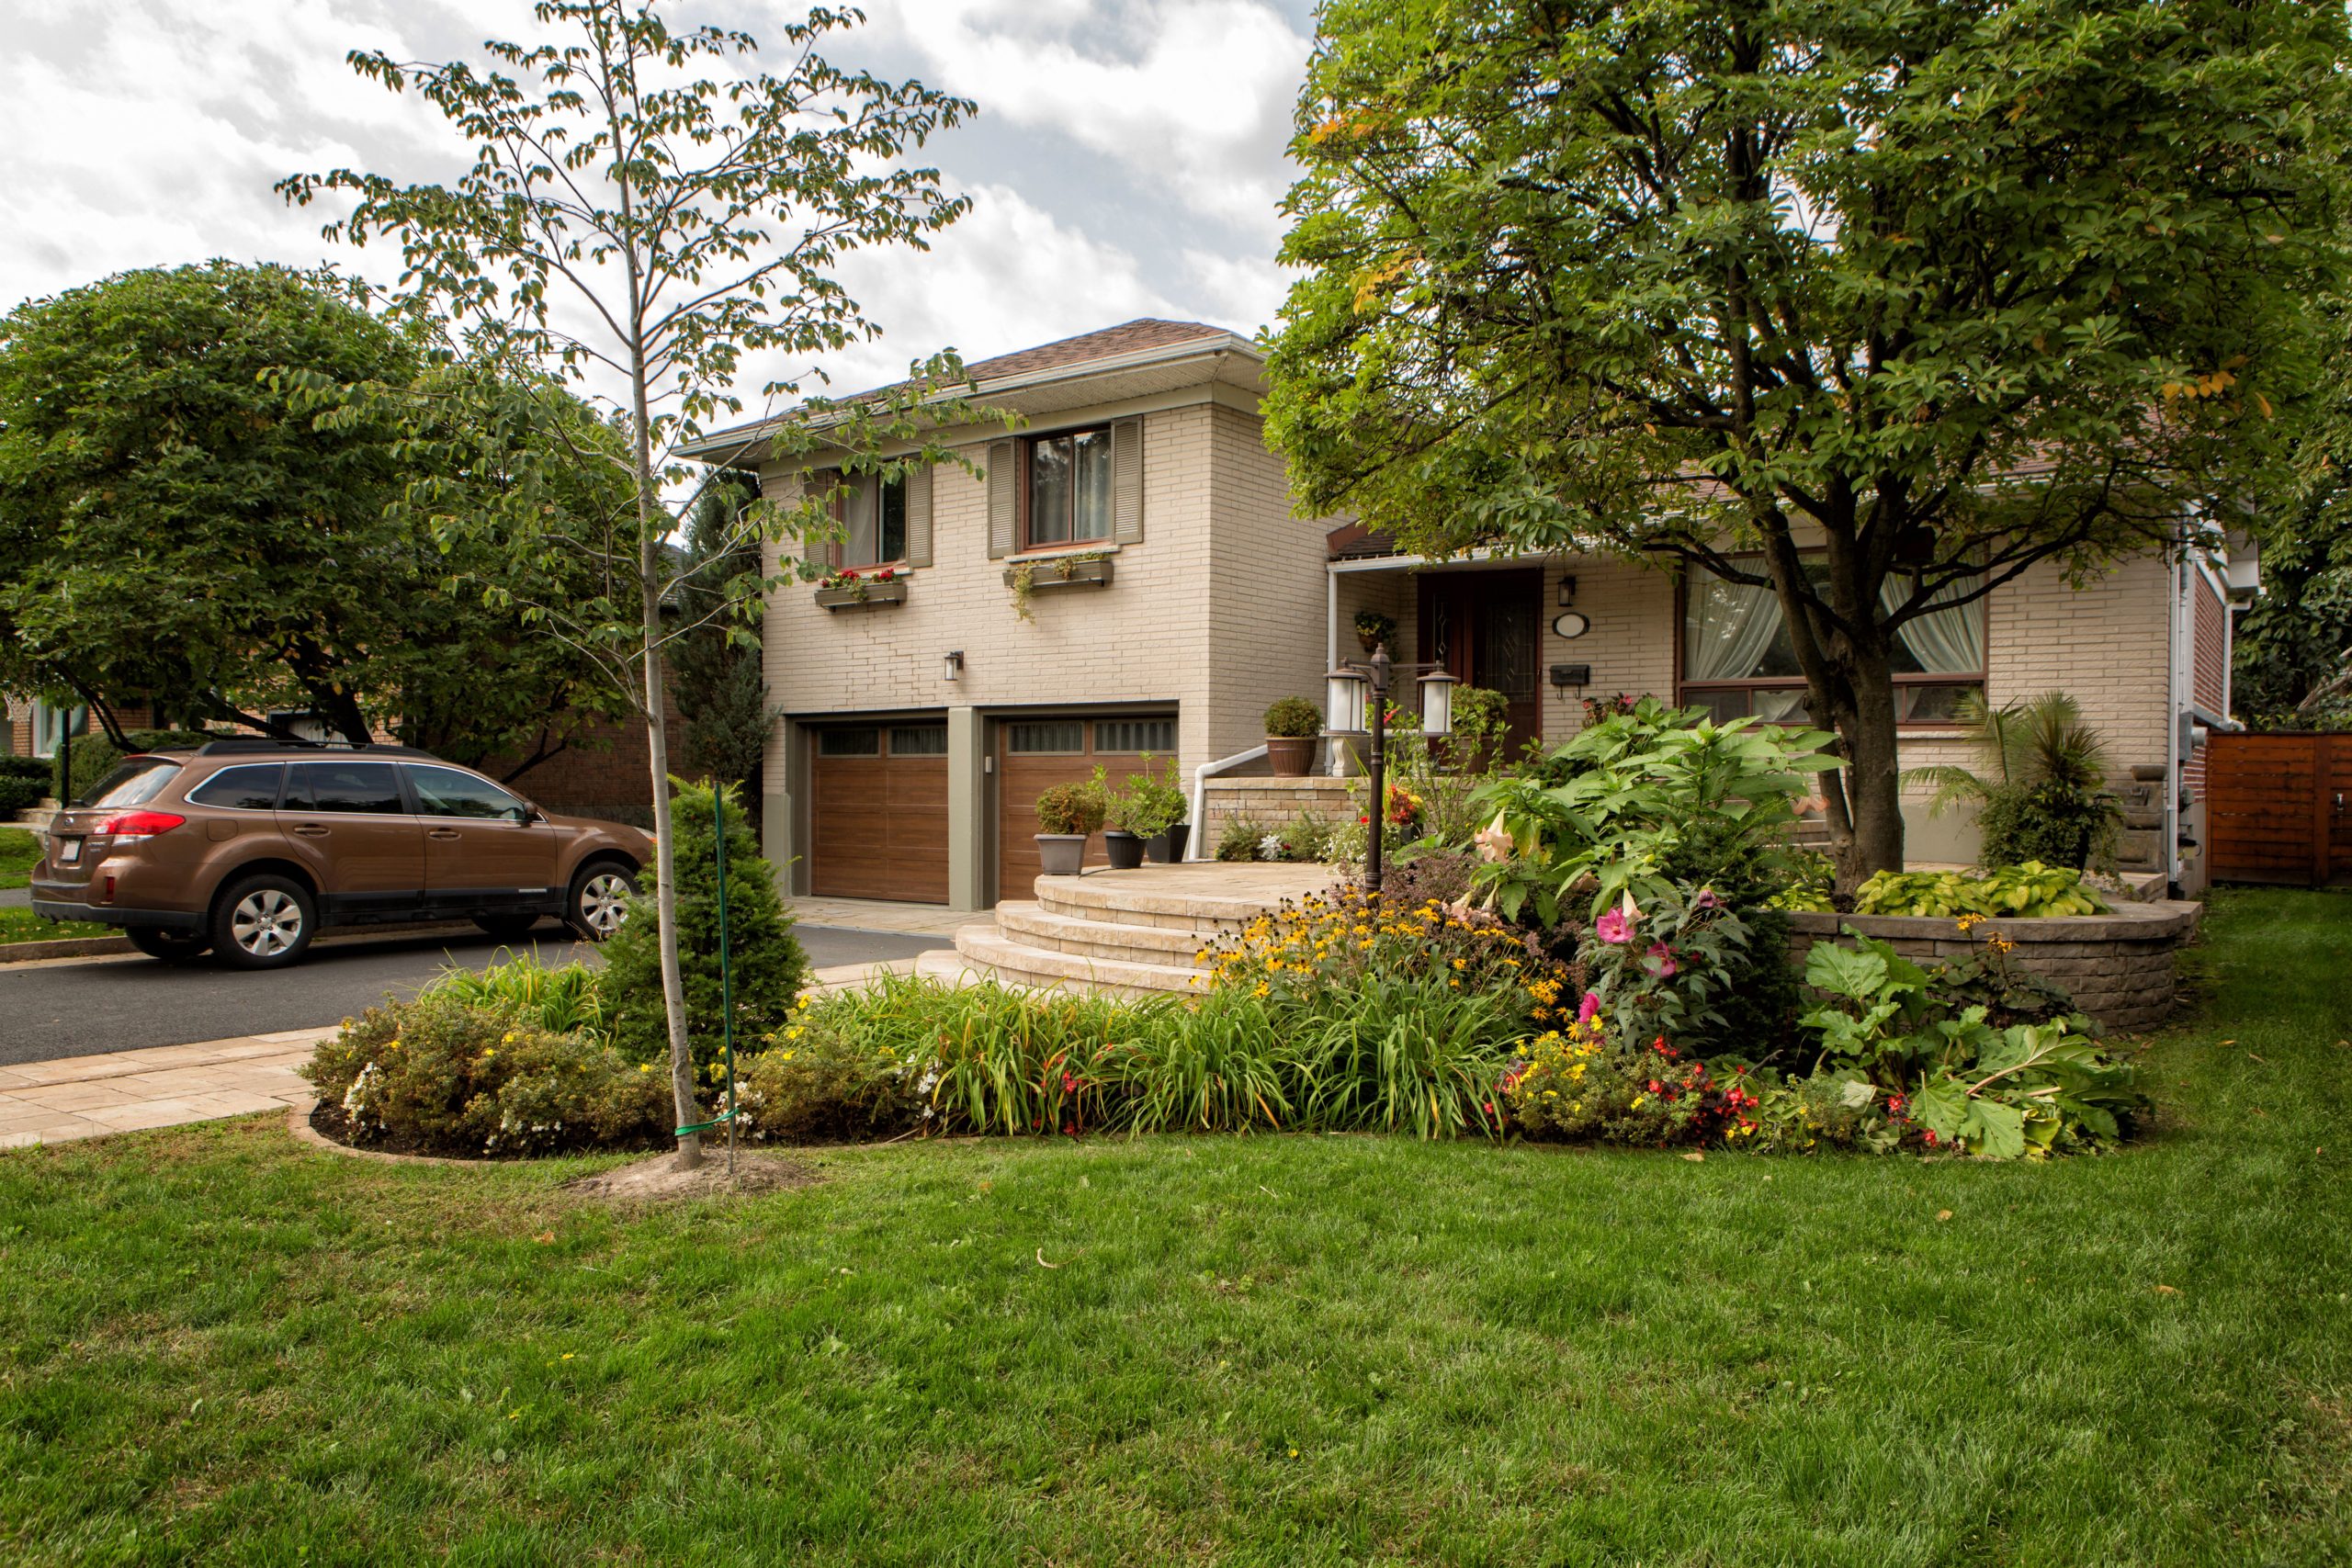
1265,736,1316,777
1103,829,1147,870
1035,834,1088,876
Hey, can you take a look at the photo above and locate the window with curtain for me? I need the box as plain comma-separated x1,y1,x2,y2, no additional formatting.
834,472,907,567
1680,566,1985,725
1025,427,1113,546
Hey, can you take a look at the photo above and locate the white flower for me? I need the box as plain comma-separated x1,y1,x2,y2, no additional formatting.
1474,810,1514,864
1257,833,1285,861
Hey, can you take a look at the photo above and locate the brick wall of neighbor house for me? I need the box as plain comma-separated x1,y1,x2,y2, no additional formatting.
487,693,690,829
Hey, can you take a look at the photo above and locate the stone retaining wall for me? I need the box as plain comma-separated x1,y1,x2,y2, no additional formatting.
1786,900,2201,1034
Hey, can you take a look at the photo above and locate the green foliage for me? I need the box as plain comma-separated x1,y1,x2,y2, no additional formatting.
1794,928,2138,1157
600,781,806,1078
0,263,624,761
736,1009,922,1145
300,993,667,1156
0,776,42,818
419,949,610,1039
1266,0,2350,874
1906,692,2123,869
1582,887,1798,1061
1104,754,1187,837
1472,699,1839,922
1262,696,1323,739
0,756,46,784
1351,608,1396,651
0,827,40,890
1035,779,1107,837
672,478,775,793
1853,863,2108,919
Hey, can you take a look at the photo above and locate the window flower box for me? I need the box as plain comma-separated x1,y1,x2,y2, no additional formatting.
1004,554,1114,592
814,569,909,610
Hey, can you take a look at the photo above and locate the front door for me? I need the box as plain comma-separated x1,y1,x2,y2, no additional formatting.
406,762,561,913
276,760,428,916
1418,569,1544,755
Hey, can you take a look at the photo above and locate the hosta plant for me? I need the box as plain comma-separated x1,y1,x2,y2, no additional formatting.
1852,861,2108,919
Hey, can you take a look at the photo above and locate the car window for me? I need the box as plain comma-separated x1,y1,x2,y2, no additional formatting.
281,761,406,815
78,759,181,809
186,763,285,811
407,764,530,823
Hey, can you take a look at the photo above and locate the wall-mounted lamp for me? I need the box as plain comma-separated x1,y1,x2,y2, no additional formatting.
1549,662,1592,691
944,649,965,682
1557,575,1578,606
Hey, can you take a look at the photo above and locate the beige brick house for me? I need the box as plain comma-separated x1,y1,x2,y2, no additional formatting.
689,319,2246,908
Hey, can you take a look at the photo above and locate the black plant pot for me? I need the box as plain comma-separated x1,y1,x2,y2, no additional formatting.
1103,829,1148,870
1147,822,1190,863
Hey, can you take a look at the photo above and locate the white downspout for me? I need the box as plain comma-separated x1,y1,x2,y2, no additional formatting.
1187,746,1270,860
2165,547,2185,891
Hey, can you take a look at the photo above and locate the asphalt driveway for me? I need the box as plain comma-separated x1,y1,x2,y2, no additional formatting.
0,922,950,1066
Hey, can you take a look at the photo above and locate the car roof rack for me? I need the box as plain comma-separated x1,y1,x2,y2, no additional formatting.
191,738,439,761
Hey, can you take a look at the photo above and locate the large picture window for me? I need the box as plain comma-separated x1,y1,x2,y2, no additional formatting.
1024,427,1113,547
1681,568,1986,726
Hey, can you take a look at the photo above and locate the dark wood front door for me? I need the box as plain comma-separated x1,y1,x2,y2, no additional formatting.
1418,569,1544,754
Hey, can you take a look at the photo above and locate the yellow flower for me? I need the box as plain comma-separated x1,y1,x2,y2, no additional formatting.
786,1025,805,1041
1252,982,1272,998
780,1051,796,1062
502,1032,516,1044
639,1064,652,1072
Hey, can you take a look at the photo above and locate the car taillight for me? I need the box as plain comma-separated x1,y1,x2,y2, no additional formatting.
96,810,185,840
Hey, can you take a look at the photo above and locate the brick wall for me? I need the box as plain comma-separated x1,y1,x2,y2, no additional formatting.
490,691,692,829
1204,403,1334,761
1199,776,1357,852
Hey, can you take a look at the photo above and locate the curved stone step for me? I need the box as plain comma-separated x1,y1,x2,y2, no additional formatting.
941,926,1206,998
993,900,1214,965
1032,867,1339,933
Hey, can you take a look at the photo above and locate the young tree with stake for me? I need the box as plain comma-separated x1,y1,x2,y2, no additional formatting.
281,1,975,1166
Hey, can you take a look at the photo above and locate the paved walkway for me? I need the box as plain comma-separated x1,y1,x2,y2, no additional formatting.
0,958,922,1148
785,896,993,937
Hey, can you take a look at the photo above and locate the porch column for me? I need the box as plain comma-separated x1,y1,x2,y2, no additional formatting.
946,705,987,910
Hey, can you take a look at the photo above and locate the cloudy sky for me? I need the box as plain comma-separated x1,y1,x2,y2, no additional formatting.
0,0,1316,410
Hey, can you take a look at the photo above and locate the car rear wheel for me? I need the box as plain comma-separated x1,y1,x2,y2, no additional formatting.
211,874,317,970
472,914,542,942
126,926,212,964
569,862,637,941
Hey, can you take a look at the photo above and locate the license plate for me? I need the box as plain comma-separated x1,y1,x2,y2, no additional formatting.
58,839,81,865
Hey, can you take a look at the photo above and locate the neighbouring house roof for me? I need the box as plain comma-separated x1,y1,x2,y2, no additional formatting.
680,318,1261,468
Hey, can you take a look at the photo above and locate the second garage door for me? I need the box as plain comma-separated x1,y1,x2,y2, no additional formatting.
810,722,949,903
996,715,1176,900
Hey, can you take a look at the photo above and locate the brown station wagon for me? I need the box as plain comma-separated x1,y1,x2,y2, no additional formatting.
29,740,652,969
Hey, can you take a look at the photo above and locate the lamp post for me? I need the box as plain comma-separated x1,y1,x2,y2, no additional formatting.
1328,643,1455,890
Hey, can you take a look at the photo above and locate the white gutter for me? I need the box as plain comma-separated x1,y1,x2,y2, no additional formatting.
1187,747,1269,861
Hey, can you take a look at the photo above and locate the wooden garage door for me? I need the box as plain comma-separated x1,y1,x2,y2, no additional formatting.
810,723,949,902
996,715,1177,900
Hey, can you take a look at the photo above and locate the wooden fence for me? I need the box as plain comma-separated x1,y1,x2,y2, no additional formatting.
2204,732,2352,886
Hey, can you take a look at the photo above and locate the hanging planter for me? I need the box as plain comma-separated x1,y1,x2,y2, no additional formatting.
814,568,908,609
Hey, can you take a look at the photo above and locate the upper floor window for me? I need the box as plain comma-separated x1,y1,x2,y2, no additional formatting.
1681,566,1986,727
1025,427,1114,547
834,471,906,568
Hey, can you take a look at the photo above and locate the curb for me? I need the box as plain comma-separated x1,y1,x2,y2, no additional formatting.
0,919,526,967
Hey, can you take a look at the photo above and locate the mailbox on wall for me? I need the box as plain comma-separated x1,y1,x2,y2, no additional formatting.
1548,663,1592,690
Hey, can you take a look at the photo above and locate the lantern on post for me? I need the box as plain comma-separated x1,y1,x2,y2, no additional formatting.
1329,641,1455,890
1418,668,1458,739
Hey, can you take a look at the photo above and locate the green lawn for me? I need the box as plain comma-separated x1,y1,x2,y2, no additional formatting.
3,889,2347,1564
0,908,112,945
0,827,40,890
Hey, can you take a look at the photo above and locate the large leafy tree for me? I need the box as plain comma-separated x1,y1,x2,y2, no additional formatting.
279,0,975,1166
0,260,627,772
1266,0,2350,878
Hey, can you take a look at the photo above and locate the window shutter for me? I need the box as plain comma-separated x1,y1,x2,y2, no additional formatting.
986,440,1016,559
905,461,933,568
1112,417,1144,545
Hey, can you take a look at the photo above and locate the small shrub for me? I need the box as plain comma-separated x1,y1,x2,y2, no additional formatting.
1262,695,1322,739
601,779,807,1080
1502,1010,1761,1146
1104,754,1187,837
0,775,43,818
1035,779,1107,836
301,993,667,1156
0,756,49,784
1581,885,1794,1061
1977,781,2123,872
736,1010,921,1143
1216,814,1270,862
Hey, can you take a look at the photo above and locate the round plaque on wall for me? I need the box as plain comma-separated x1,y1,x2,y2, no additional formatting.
1552,611,1590,639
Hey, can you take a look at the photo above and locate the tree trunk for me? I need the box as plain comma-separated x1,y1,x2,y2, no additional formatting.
1835,663,1907,882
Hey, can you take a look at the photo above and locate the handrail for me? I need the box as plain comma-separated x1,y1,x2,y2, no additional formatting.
1186,746,1269,860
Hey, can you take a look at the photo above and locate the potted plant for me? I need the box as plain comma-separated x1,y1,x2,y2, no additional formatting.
1353,608,1396,656
1262,695,1321,778
1094,764,1149,870
1033,778,1105,877
1110,754,1190,864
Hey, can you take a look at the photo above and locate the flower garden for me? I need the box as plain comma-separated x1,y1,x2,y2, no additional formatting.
303,703,2156,1166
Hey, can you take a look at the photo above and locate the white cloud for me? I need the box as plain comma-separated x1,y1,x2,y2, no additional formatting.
866,0,1310,240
